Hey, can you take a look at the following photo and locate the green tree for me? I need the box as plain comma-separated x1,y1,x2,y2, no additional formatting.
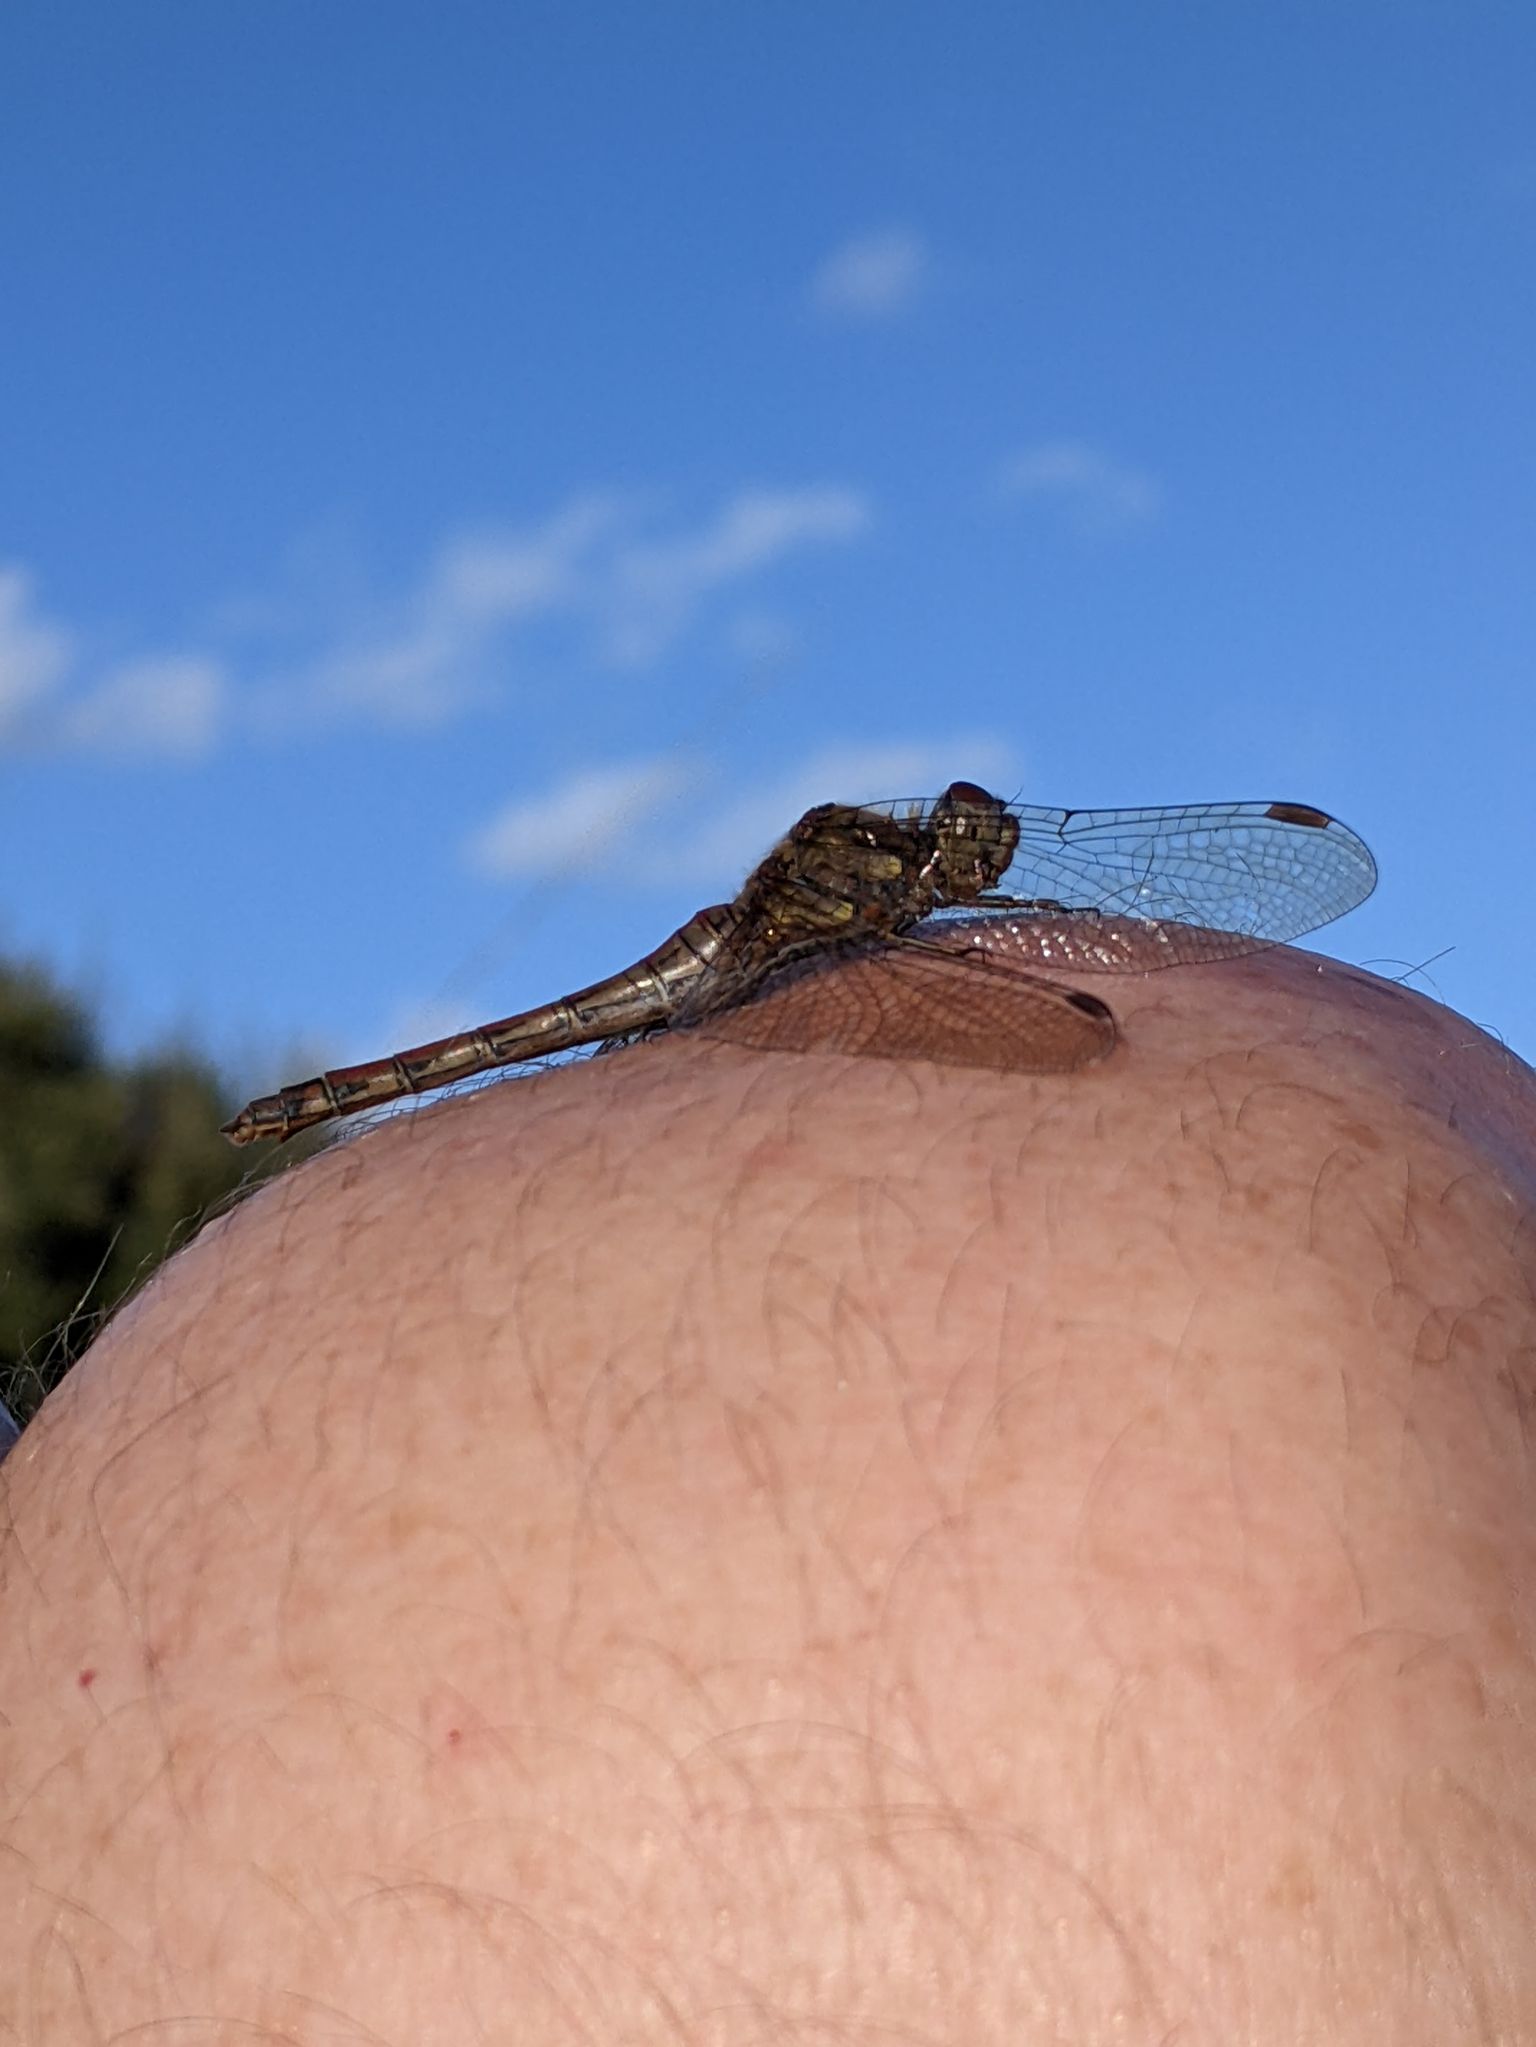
0,959,312,1428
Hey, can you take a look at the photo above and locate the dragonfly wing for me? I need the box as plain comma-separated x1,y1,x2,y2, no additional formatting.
692,942,1116,1075
919,907,1308,972
989,800,1376,943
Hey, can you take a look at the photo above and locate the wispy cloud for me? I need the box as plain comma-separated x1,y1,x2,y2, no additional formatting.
464,736,1019,895
273,485,869,722
603,488,868,666
809,228,930,320
0,482,870,759
0,567,75,730
1001,441,1162,533
0,565,227,759
54,656,225,758
297,494,626,727
465,756,693,880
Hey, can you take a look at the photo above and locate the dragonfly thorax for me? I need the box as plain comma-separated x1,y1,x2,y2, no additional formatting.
743,800,931,942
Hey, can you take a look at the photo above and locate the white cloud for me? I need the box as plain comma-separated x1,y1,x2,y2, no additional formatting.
306,619,480,726
280,485,868,720
603,487,868,666
428,495,622,625
0,567,74,732
470,737,1018,897
299,493,628,727
0,563,224,759
1001,441,1162,532
0,480,871,759
465,756,694,880
810,228,930,319
55,656,225,758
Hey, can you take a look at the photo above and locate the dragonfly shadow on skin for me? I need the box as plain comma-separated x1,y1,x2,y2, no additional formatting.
681,905,1302,1078
685,920,1121,1075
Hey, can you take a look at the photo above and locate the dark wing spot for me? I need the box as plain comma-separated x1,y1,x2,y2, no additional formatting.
1264,802,1331,829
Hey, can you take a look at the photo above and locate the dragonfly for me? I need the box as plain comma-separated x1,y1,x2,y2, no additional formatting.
221,780,1376,1144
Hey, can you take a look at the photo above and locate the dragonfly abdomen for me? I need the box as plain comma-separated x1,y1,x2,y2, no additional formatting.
221,906,740,1144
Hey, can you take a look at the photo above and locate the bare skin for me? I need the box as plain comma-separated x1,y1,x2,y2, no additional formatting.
2,939,1534,2045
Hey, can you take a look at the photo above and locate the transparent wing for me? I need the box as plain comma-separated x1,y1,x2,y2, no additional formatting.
981,799,1376,941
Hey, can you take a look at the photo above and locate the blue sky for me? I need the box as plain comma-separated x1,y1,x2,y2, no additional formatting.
3,1,1533,1095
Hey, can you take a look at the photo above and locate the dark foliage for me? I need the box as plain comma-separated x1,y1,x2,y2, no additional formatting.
0,960,312,1428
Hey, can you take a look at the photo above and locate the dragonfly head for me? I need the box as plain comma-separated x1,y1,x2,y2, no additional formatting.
928,782,1020,900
